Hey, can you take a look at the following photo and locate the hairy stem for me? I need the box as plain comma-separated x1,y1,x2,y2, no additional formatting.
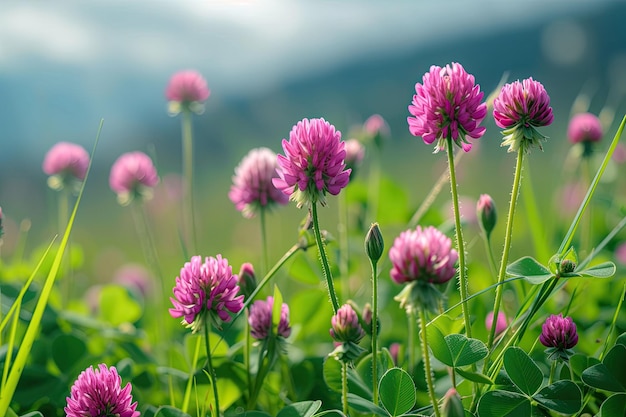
311,202,340,314
370,258,379,405
488,150,524,349
419,307,441,417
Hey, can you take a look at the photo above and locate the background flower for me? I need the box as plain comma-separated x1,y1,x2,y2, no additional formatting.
567,112,603,144
485,311,507,336
169,255,244,332
248,296,291,340
229,147,288,218
408,62,487,153
109,151,159,205
273,117,351,208
42,142,90,190
493,77,553,153
65,363,139,417
165,70,210,115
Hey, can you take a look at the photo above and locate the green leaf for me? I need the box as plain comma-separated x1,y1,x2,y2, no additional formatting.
378,368,416,416
533,380,581,414
444,334,488,367
598,393,626,417
154,406,192,417
426,325,452,366
240,413,272,417
582,344,626,392
346,393,389,416
577,262,616,278
20,412,44,417
503,347,542,396
276,401,322,417
569,354,600,380
98,285,142,326
355,349,394,391
456,367,494,385
506,256,553,284
477,390,530,417
52,333,87,374
323,357,372,399
272,285,284,335
617,332,626,347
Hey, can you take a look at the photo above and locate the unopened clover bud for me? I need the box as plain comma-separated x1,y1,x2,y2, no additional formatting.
237,263,257,301
365,223,384,263
442,388,464,417
476,194,497,238
330,304,365,344
559,259,576,275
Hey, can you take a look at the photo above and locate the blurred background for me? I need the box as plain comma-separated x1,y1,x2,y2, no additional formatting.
1,0,626,291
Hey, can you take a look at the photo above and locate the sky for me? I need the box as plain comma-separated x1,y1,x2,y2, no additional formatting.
0,0,624,163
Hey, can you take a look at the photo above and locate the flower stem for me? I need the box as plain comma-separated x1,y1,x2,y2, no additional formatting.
260,208,269,277
419,306,441,417
408,310,415,374
311,202,340,314
59,188,71,306
488,150,524,349
483,235,498,282
342,361,349,416
181,108,197,254
245,314,252,402
204,323,220,417
370,258,379,405
549,360,556,385
338,191,350,299
445,137,471,338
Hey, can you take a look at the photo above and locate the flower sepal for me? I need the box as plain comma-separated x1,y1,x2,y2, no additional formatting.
501,124,549,154
329,341,366,363
394,281,445,315
545,346,575,362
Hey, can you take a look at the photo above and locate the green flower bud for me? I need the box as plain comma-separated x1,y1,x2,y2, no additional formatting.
365,223,384,263
476,194,497,238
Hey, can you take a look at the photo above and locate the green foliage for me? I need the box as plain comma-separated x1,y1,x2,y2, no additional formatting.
378,368,416,416
582,344,626,392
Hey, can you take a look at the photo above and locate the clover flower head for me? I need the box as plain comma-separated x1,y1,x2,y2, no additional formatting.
248,296,291,340
568,112,603,145
42,142,90,190
165,70,210,115
330,304,365,344
540,313,578,361
493,78,553,153
169,255,244,332
408,62,487,153
229,147,288,218
110,151,159,206
273,118,351,208
65,363,139,417
485,311,507,336
113,263,153,297
389,226,458,285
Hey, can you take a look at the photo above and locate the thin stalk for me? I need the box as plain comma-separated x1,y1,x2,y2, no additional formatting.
370,258,379,405
311,202,340,314
245,315,252,402
181,108,197,253
482,235,498,281
418,307,441,417
59,188,71,305
445,137,471,337
182,336,202,413
342,362,349,416
408,311,415,374
580,155,592,254
549,361,556,385
366,145,381,223
259,208,269,277
338,191,350,299
488,150,524,349
204,323,220,417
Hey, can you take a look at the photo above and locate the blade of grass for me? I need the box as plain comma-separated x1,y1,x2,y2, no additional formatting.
0,119,102,416
557,115,625,258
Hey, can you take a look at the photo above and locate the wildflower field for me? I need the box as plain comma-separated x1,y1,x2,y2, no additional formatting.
1,46,626,417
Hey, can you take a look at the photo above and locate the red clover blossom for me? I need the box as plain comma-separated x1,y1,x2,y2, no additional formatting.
65,363,139,417
493,78,554,153
165,70,210,115
248,296,292,340
169,255,244,333
229,147,289,218
42,141,90,191
273,118,351,208
109,151,159,205
540,313,578,361
408,62,487,153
